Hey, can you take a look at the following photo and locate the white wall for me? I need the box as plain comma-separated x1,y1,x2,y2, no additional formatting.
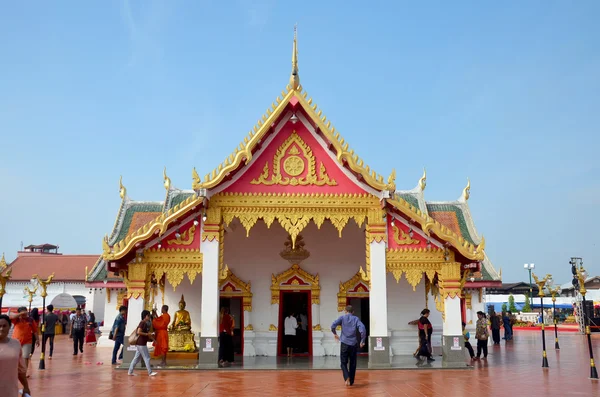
163,275,203,335
224,218,365,355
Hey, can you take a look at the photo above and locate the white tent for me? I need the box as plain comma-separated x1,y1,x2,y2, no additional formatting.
50,293,78,309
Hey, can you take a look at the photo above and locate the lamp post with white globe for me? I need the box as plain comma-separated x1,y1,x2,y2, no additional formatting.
524,263,535,307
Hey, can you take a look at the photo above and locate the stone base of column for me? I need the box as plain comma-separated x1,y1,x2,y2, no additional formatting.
441,335,468,368
368,336,391,368
197,336,219,369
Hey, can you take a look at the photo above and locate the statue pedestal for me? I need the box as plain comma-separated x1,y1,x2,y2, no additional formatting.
168,331,197,352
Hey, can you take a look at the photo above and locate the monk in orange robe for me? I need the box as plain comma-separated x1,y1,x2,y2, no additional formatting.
152,305,171,367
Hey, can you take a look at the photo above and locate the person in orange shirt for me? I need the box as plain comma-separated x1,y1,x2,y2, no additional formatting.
9,307,39,377
151,305,170,368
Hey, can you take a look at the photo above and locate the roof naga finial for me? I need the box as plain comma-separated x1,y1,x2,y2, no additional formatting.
163,167,171,191
419,168,427,191
119,175,127,199
289,24,300,90
0,253,6,271
461,178,471,201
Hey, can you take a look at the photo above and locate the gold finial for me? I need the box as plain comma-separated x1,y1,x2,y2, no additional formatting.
289,24,300,90
119,176,127,199
419,168,427,191
192,167,200,188
0,253,6,271
499,267,502,279
386,169,396,191
163,167,171,191
462,178,471,201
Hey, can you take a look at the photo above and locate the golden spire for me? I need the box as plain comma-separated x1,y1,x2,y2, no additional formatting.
0,253,6,271
289,25,300,90
163,167,171,191
418,168,427,191
461,178,471,201
119,175,127,199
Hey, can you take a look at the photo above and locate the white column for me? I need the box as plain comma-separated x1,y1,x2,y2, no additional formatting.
443,296,463,336
369,240,388,336
125,297,145,335
200,239,219,338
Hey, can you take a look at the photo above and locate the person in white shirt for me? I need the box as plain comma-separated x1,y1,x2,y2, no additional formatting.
283,312,298,357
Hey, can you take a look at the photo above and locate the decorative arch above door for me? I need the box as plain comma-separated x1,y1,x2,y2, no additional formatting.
270,264,320,305
337,271,370,311
219,270,252,312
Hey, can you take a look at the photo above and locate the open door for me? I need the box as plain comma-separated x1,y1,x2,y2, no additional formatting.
278,291,312,356
219,297,244,355
347,297,369,354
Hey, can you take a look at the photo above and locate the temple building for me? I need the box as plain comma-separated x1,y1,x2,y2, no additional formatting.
86,32,500,368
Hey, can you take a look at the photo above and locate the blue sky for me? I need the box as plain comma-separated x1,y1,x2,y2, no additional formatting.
1,1,598,283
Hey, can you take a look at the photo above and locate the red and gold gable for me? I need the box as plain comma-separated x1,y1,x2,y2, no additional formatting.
155,219,200,250
387,216,428,250
223,122,367,194
282,275,310,286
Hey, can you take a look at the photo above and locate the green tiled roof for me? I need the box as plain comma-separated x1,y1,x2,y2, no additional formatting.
114,203,163,243
168,192,194,211
87,257,122,283
398,193,419,209
425,203,476,245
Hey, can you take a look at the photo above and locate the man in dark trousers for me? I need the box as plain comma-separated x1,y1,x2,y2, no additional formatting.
43,304,59,358
71,307,87,355
490,311,501,344
331,305,366,387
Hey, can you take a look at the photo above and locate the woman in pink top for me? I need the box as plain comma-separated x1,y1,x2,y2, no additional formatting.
0,314,31,396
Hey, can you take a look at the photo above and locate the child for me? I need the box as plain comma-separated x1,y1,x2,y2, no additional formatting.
462,322,475,359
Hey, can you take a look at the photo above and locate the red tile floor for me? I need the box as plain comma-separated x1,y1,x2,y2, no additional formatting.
23,331,599,397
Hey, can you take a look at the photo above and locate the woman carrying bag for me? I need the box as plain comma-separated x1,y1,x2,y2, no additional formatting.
127,310,158,377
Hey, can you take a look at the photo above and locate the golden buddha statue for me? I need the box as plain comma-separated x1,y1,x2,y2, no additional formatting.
168,294,197,352
170,294,192,331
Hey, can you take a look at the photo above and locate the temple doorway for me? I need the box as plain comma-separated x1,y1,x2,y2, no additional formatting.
347,297,370,353
219,297,243,355
278,291,312,356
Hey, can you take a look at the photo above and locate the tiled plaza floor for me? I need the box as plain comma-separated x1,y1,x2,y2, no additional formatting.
23,331,599,396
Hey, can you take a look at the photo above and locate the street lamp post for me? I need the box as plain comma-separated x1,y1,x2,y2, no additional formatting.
532,272,552,368
524,263,535,306
549,285,561,350
571,257,599,380
32,273,54,370
0,268,12,311
24,284,37,314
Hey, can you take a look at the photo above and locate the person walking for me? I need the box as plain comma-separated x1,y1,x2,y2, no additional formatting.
70,307,86,355
284,311,298,357
111,305,127,365
152,305,170,368
417,309,435,361
502,311,513,341
0,314,32,397
127,310,157,377
490,311,501,345
331,305,366,387
42,305,59,359
9,307,39,376
29,308,40,358
475,311,489,359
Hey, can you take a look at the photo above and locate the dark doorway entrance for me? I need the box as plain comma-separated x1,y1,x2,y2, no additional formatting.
219,297,243,355
278,291,312,356
347,297,370,353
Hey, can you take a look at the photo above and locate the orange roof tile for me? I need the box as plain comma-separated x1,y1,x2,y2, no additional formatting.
1,253,99,282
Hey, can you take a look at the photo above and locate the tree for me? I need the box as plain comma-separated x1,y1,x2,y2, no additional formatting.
508,294,518,313
522,292,532,312
502,303,508,313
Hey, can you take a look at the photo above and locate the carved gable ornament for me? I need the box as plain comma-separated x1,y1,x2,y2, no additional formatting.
251,131,337,186
271,264,320,305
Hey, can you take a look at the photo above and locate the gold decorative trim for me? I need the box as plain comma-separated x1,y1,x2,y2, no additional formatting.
166,225,196,246
244,325,254,331
313,324,322,331
391,224,420,245
387,197,485,261
106,288,111,304
337,271,369,311
271,264,320,305
269,324,278,331
213,192,377,248
143,248,203,291
250,131,337,186
465,291,472,310
103,195,203,260
193,86,395,192
220,269,253,312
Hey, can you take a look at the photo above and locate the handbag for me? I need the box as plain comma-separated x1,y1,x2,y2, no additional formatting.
108,330,114,340
128,329,138,345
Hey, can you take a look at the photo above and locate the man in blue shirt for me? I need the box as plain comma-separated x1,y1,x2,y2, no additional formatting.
111,305,127,365
331,305,366,387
